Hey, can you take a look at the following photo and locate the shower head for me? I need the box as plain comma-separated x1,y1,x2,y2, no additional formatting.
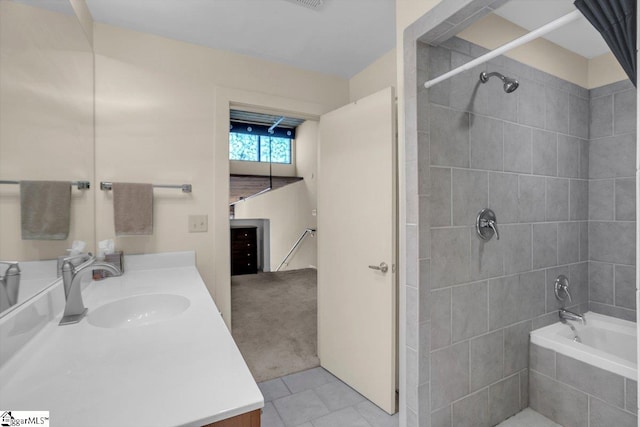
479,71,519,93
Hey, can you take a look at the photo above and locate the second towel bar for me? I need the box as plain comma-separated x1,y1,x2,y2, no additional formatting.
100,182,192,193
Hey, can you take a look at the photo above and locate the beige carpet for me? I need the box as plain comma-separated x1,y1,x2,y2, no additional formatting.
231,268,319,382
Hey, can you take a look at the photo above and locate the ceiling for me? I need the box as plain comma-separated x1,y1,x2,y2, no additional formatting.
493,0,610,59
83,0,396,78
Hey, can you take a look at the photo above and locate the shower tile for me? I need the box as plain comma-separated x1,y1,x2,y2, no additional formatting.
452,281,488,342
430,288,451,350
517,79,545,129
502,224,532,274
569,179,588,221
469,330,503,391
557,134,580,178
503,320,532,376
589,301,636,322
452,169,488,227
406,348,419,410
615,178,636,221
614,89,637,135
588,179,615,220
545,178,569,221
626,379,637,414
529,371,588,427
545,88,569,134
579,221,588,262
431,405,452,427
488,172,518,224
556,353,625,408
569,262,589,304
531,129,557,177
489,270,545,329
418,132,430,195
557,222,579,265
545,266,570,313
589,222,635,265
469,227,503,280
520,370,529,409
430,168,451,227
588,261,614,305
407,286,418,343
518,176,545,223
589,397,637,427
530,343,556,378
589,95,613,139
589,134,636,179
431,227,470,288
568,94,589,139
470,115,503,171
590,79,634,98
426,46,451,107
578,139,588,179
449,52,487,114
452,389,490,427
489,374,520,426
431,341,469,410
532,223,557,269
504,123,532,174
615,265,635,310
430,105,470,167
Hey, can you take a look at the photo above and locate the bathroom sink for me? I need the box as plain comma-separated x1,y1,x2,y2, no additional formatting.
88,294,190,328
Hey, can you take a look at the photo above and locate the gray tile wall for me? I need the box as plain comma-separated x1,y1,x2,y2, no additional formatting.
529,343,637,427
588,80,637,321
418,38,591,427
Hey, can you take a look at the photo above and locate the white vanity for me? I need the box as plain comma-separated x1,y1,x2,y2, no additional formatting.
0,251,263,427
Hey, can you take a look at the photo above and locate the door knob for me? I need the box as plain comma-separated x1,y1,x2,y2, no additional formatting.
368,262,389,273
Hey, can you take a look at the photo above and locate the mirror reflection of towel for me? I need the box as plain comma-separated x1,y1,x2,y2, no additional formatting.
113,182,153,236
20,181,71,240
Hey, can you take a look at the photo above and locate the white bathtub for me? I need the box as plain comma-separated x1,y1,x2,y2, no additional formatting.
530,311,637,381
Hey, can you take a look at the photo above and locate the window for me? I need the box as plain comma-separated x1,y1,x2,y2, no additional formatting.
229,126,293,164
229,133,292,164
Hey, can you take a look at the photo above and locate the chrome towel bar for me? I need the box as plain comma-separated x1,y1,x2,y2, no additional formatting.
100,181,192,193
0,180,90,189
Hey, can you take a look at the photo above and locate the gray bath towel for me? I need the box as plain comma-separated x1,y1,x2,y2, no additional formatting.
20,180,71,240
113,182,153,235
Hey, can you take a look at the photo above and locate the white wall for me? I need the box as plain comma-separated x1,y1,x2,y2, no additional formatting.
93,23,348,326
234,120,318,271
0,1,95,262
349,48,397,102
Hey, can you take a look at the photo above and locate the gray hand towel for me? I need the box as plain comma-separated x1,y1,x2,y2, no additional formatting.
113,182,153,236
20,180,71,240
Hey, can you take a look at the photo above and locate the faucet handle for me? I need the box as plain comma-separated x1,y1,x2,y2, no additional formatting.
554,275,572,304
61,253,94,271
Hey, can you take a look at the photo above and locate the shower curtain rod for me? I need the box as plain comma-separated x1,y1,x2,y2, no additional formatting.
423,10,582,89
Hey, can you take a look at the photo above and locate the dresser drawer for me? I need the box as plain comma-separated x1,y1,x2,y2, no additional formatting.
230,226,258,275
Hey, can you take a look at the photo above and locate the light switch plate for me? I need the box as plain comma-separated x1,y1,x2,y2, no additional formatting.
188,215,208,232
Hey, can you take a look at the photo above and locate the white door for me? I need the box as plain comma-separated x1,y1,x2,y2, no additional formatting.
317,87,397,414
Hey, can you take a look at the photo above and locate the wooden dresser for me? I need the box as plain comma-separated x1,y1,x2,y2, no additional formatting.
230,226,258,275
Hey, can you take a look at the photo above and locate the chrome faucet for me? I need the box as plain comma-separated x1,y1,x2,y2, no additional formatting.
60,255,122,325
559,308,586,325
0,262,20,312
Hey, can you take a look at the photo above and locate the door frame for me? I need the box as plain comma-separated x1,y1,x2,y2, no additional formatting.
213,86,323,328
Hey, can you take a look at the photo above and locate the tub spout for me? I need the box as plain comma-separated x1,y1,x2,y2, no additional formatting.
559,308,586,325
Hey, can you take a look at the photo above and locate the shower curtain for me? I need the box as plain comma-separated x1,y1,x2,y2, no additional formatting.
574,0,637,86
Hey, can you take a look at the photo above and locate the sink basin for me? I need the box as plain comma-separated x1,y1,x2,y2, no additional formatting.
88,294,190,328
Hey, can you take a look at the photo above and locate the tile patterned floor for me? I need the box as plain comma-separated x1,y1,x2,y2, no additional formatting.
495,408,562,427
259,367,399,427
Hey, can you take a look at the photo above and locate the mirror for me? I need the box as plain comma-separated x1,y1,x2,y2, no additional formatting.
0,0,94,315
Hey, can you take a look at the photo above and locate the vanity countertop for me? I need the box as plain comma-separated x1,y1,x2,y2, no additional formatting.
0,252,263,427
